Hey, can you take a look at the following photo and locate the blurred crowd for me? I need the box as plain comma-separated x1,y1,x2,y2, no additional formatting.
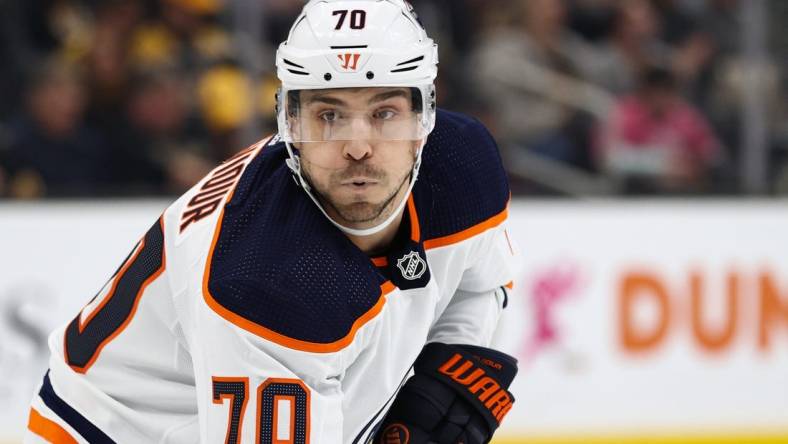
0,0,786,198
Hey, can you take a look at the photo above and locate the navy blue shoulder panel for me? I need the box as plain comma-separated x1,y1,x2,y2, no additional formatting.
416,109,510,241
207,140,388,345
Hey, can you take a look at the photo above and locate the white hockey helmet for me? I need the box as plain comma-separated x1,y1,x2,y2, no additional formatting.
275,0,439,237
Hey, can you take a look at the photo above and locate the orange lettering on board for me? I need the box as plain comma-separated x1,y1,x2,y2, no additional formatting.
758,271,788,351
619,272,670,353
690,271,739,353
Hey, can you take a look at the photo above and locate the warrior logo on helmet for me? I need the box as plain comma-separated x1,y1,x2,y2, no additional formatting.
338,53,361,70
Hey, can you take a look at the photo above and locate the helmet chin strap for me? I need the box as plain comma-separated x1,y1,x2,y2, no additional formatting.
285,140,424,237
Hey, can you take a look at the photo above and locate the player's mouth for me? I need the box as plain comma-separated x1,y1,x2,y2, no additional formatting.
341,178,379,190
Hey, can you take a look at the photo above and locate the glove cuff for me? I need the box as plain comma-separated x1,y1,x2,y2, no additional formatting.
413,342,517,431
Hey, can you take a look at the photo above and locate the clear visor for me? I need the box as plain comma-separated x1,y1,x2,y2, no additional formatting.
278,86,432,143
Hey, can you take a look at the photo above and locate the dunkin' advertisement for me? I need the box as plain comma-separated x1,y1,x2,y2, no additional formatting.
493,200,788,443
1,200,787,443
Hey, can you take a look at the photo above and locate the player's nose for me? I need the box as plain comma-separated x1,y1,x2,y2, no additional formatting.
343,138,373,161
343,119,374,160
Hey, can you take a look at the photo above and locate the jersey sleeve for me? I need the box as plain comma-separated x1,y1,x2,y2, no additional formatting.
421,111,521,348
26,216,200,444
427,221,520,347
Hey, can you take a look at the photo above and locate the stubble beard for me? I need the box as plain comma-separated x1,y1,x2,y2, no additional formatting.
302,161,412,226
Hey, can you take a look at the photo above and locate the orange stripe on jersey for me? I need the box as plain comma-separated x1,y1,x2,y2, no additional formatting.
28,408,79,444
423,205,508,250
370,256,388,267
406,194,420,242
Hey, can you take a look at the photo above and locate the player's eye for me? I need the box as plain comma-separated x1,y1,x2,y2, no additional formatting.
318,110,338,122
373,109,397,120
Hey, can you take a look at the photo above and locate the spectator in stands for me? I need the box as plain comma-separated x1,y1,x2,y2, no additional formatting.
262,0,306,48
567,0,618,43
0,0,783,197
694,0,785,191
109,68,212,195
196,62,258,160
593,0,670,95
470,0,611,179
86,0,145,125
4,59,109,198
129,0,232,73
126,0,247,192
596,67,722,194
649,0,717,109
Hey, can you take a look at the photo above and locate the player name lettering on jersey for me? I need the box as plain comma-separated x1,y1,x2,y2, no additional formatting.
180,145,259,233
438,353,514,423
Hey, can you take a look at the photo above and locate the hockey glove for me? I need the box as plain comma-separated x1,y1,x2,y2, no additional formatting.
374,342,518,444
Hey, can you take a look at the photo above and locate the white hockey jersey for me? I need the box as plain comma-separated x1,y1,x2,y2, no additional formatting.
26,109,518,444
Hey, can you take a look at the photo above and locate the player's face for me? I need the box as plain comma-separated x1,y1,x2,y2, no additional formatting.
295,87,420,228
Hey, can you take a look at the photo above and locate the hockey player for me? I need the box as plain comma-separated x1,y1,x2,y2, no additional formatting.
25,1,519,443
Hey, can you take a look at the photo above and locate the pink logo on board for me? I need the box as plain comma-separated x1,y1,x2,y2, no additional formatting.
521,262,584,366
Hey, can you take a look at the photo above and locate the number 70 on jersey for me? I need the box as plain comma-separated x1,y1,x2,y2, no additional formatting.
213,377,310,444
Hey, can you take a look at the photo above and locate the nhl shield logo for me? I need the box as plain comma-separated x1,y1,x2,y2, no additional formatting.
396,251,426,281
